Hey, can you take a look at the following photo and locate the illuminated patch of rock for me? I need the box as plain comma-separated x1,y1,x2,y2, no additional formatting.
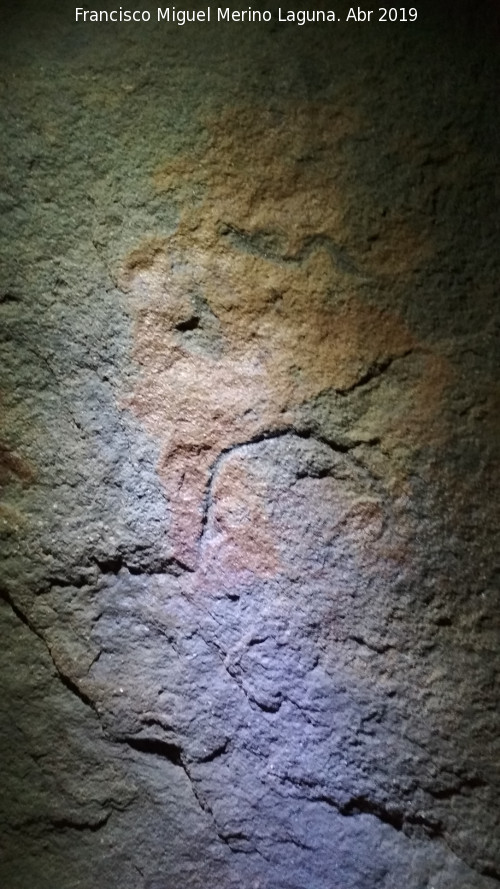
120,105,448,566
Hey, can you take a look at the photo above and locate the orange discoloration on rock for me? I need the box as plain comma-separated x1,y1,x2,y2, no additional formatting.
153,104,356,257
119,104,447,568
202,459,281,580
395,352,454,445
0,444,36,486
376,352,454,453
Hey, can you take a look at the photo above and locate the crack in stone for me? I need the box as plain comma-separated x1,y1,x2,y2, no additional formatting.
197,738,230,764
93,554,194,577
194,628,280,715
20,342,88,439
0,289,22,303
0,586,98,715
219,223,365,277
284,771,500,882
12,811,112,835
288,778,440,838
118,732,239,853
197,427,371,550
427,775,487,801
348,634,394,655
47,811,112,833
120,736,183,765
278,770,441,838
34,554,193,597
179,752,267,859
4,586,498,879
333,795,407,833
28,554,192,599
275,834,315,853
335,348,416,395
118,732,264,858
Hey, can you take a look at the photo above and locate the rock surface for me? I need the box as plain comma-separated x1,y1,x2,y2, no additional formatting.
1,1,499,887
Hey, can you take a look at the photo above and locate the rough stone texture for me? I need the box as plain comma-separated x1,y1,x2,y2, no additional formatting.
1,1,499,887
